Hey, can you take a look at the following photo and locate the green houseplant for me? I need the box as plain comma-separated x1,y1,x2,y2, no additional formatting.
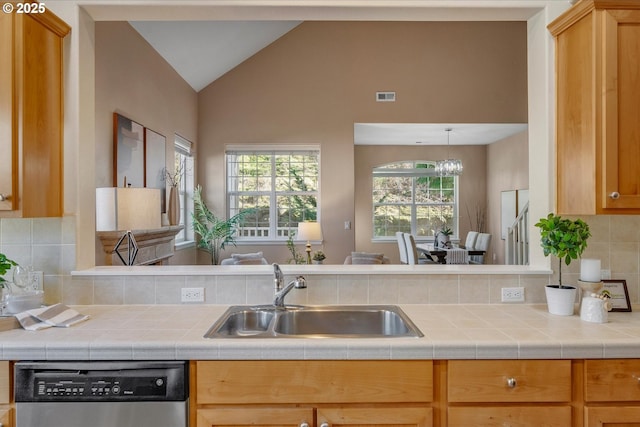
535,213,591,315
0,253,17,288
435,226,453,248
312,250,326,264
192,185,253,265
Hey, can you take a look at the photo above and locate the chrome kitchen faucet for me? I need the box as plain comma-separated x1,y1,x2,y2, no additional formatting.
272,263,306,307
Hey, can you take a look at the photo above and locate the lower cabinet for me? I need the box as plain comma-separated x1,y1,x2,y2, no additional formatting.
191,358,640,427
584,359,640,426
0,361,11,427
447,360,573,427
197,406,432,427
0,408,11,427
193,360,434,427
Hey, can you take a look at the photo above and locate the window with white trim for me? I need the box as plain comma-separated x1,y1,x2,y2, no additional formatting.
226,146,320,241
372,161,458,240
175,134,194,244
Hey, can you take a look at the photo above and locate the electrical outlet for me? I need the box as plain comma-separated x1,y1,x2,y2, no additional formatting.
29,270,44,291
181,287,205,303
601,269,611,280
501,287,525,303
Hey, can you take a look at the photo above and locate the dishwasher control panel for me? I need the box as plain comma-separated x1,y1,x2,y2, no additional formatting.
14,361,187,402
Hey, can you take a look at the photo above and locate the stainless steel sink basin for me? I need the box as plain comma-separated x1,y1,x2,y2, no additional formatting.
204,305,423,338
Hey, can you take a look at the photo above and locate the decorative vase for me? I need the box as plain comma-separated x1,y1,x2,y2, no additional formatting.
545,285,577,316
168,186,180,226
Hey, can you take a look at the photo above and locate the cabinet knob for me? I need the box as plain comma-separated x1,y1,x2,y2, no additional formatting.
506,377,517,388
0,193,10,201
300,423,309,427
610,191,620,199
320,423,330,427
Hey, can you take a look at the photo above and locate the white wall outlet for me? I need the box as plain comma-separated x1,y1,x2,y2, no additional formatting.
29,270,44,291
501,287,525,303
181,287,205,303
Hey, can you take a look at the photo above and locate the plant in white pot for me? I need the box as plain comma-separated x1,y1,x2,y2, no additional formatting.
535,213,591,315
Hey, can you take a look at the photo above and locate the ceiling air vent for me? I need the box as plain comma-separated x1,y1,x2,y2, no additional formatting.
376,91,396,102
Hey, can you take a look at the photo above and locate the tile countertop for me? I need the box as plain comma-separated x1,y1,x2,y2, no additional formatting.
1,304,639,361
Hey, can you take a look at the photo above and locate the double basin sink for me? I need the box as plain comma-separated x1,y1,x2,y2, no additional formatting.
205,304,423,338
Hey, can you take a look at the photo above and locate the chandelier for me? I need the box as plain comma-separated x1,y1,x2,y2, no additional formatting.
435,128,463,176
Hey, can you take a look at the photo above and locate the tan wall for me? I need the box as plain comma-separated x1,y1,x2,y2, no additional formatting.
94,21,199,265
487,130,529,264
198,21,527,265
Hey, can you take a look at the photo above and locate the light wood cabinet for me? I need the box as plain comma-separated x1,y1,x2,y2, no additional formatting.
549,1,640,214
447,360,573,427
0,361,11,427
193,360,433,427
584,359,640,426
0,5,70,217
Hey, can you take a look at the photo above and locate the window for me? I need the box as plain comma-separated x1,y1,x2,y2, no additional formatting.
174,135,194,244
226,146,320,241
372,161,458,240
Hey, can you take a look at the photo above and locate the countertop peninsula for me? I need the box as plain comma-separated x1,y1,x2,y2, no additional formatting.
1,304,639,361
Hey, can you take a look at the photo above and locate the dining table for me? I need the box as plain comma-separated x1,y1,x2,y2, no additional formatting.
415,243,485,264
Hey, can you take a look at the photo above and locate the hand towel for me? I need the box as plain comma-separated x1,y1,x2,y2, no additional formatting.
15,303,90,331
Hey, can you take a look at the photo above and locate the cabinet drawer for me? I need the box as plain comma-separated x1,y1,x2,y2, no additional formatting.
0,361,8,404
196,360,433,404
585,359,640,402
585,406,640,427
448,360,571,403
448,406,571,427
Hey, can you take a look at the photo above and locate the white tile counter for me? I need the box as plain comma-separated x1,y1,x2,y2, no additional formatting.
1,304,639,361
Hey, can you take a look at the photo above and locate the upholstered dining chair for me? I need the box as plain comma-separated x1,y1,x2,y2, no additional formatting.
396,232,409,264
469,233,492,264
461,231,479,250
403,233,435,265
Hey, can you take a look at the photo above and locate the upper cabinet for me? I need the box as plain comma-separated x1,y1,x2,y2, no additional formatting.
0,6,70,218
549,0,640,214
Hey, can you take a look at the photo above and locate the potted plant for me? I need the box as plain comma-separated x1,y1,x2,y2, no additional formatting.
312,250,326,264
0,253,17,289
535,213,591,315
435,226,453,248
192,185,253,265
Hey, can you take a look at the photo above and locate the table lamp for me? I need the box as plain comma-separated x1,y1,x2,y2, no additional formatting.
296,222,323,264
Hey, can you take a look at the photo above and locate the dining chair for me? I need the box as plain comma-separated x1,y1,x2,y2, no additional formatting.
470,233,492,264
462,231,479,250
403,233,435,265
396,232,409,264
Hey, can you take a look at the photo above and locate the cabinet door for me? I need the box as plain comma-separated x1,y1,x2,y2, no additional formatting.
0,407,11,427
585,407,640,427
449,406,571,427
196,407,313,427
0,12,15,212
601,9,640,210
318,407,432,427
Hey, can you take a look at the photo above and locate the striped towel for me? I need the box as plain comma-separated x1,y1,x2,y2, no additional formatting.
446,248,469,264
15,304,90,331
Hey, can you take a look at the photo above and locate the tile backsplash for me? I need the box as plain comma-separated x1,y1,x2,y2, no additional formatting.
1,214,638,306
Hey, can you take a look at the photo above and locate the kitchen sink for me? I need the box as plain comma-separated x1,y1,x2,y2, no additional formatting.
204,305,423,338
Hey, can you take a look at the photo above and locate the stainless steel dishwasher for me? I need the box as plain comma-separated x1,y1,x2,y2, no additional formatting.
14,361,188,427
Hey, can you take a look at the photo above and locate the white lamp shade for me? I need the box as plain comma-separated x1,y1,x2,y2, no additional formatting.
296,222,323,242
96,187,161,231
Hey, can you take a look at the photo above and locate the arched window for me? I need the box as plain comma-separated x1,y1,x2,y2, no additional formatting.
372,161,458,240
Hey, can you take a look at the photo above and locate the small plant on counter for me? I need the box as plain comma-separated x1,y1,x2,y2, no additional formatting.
0,253,17,288
535,213,591,288
312,251,326,262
